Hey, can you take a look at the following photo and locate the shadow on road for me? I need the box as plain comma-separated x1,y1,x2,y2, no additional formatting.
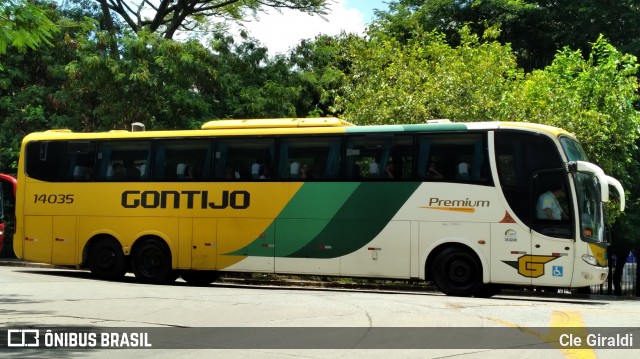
13,269,613,305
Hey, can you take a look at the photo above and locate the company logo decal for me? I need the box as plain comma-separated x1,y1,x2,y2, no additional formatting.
420,197,490,213
121,190,250,209
504,229,517,242
503,255,559,278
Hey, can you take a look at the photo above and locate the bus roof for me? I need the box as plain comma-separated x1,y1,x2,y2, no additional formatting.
24,119,572,140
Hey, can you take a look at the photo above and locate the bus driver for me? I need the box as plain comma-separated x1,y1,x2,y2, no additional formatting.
536,182,568,220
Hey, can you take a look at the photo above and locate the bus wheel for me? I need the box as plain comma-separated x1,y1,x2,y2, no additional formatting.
432,247,483,297
181,270,220,286
132,239,176,284
89,238,127,281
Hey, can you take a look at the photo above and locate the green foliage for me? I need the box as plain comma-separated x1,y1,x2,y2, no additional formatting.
374,0,640,70
336,26,521,124
62,30,217,130
288,33,358,117
333,21,640,229
0,0,58,70
510,36,640,183
207,33,303,119
0,4,83,172
1,0,639,248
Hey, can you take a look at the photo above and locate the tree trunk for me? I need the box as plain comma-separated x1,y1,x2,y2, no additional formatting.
98,0,120,58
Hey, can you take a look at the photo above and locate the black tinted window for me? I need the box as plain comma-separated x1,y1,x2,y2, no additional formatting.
495,131,564,226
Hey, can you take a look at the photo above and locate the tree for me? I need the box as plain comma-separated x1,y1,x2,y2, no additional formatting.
288,33,359,117
205,31,302,119
0,1,66,172
336,26,521,124
509,36,640,184
374,0,640,70
62,29,219,130
336,24,639,192
96,0,328,39
0,0,58,69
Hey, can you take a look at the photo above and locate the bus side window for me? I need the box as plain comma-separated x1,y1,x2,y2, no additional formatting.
96,141,150,181
64,141,95,181
213,138,275,180
153,139,210,181
25,141,65,182
346,135,411,180
417,133,489,184
278,136,342,180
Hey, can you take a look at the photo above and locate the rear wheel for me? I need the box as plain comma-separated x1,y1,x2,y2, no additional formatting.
88,238,127,281
132,239,176,284
181,270,220,286
432,247,483,297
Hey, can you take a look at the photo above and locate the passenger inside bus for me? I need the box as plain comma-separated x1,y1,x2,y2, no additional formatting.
299,163,309,179
427,162,444,179
111,163,125,179
385,158,395,178
259,164,270,179
184,166,195,179
126,165,140,180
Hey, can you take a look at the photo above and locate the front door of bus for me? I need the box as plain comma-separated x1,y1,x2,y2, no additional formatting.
530,171,575,287
530,231,574,287
491,219,533,286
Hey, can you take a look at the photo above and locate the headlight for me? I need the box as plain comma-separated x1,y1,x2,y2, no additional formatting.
582,254,599,266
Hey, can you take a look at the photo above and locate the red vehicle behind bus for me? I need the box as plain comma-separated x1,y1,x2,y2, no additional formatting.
0,174,17,253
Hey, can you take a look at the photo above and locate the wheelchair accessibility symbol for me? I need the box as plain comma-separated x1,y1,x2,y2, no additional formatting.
552,266,564,277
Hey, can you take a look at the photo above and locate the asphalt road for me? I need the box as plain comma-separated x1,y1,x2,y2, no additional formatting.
0,263,639,358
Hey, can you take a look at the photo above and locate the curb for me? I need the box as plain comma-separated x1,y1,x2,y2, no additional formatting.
0,258,66,269
0,258,438,293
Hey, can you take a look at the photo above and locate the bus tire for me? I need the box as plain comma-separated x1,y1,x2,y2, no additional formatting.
88,238,127,281
432,247,483,297
132,238,176,284
181,270,220,286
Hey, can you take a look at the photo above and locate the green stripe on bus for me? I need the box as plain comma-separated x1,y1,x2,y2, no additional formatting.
286,182,421,258
225,182,420,259
344,124,467,133
226,182,359,257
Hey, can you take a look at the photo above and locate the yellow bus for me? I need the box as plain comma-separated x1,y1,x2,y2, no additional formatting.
13,118,624,297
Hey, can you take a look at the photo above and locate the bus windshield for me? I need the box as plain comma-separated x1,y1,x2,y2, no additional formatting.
560,136,589,162
561,135,623,242
574,172,605,243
